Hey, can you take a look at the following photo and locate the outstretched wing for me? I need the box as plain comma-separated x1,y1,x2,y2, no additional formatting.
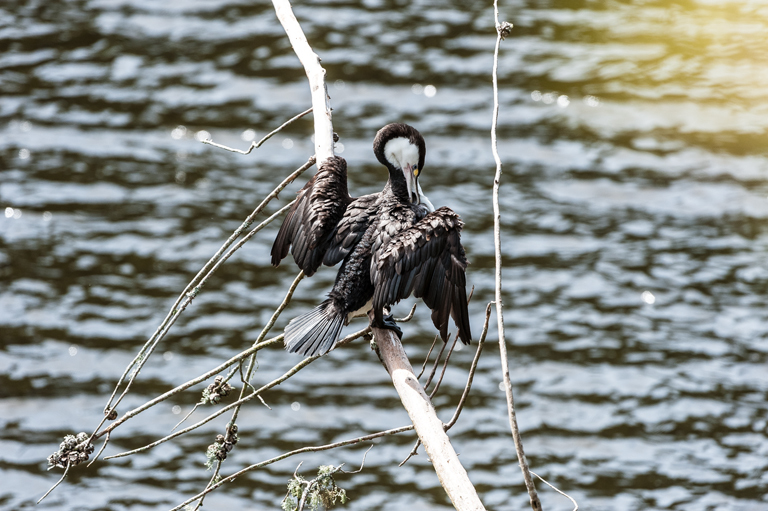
371,207,471,344
271,156,352,276
322,193,380,267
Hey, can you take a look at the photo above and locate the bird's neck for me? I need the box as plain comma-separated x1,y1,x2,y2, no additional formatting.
386,167,410,203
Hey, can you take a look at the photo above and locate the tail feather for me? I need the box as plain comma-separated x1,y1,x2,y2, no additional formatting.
284,300,345,357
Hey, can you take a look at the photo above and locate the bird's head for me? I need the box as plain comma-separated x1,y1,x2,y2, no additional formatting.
373,123,426,205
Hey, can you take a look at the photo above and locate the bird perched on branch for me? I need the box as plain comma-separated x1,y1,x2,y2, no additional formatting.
271,123,471,356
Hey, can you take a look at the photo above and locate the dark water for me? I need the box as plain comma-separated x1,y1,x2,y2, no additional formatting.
2,0,768,509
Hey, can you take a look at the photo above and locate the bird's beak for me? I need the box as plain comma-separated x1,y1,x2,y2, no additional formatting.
405,164,420,204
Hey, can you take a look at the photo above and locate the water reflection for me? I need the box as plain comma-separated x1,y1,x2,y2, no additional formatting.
1,0,767,510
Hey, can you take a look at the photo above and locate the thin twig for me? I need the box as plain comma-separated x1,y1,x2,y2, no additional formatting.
103,327,371,460
172,403,202,432
417,335,439,381
257,394,272,410
429,332,459,399
345,445,374,474
231,271,305,427
189,272,306,509
395,303,418,322
202,107,313,154
169,426,414,511
417,334,440,381
87,431,110,467
423,337,447,390
194,462,222,511
531,472,578,511
37,460,70,504
445,302,492,429
105,356,317,460
98,156,314,439
97,335,284,442
490,3,541,510
293,461,305,478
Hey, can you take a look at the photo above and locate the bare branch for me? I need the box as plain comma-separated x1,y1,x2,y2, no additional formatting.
103,327,370,460
417,334,439,381
423,337,447,389
344,445,374,474
104,356,316,460
37,460,70,504
231,271,305,424
97,335,284,442
171,403,202,433
395,303,418,322
373,326,486,510
490,2,541,510
445,302,492,429
189,272,306,511
202,107,313,154
170,425,413,511
99,156,314,437
428,332,459,399
272,0,334,164
531,472,578,511
87,432,110,467
400,302,492,467
293,461,305,479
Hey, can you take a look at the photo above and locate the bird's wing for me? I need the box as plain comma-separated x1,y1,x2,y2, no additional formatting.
322,192,380,267
270,156,352,276
371,207,471,344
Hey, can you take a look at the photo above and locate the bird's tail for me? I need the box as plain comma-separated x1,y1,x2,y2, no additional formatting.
284,300,345,357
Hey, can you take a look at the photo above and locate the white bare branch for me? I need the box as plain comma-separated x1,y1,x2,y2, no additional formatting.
373,326,486,511
271,0,334,166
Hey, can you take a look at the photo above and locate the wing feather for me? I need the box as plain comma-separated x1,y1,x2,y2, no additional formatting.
270,156,352,276
372,207,471,344
323,193,380,267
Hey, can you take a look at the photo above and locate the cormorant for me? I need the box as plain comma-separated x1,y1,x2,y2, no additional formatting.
271,123,471,356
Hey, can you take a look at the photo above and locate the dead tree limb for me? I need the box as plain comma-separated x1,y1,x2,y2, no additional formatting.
271,0,486,507
272,0,334,165
373,326,486,511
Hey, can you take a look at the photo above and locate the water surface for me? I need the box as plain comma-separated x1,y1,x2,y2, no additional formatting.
2,0,768,509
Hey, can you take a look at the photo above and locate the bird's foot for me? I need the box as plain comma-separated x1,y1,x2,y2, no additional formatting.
381,313,403,340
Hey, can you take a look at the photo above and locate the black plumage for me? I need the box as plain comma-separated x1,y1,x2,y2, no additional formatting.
372,207,470,345
273,123,472,356
271,156,351,276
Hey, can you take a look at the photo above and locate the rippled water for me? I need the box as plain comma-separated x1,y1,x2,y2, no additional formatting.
2,0,768,509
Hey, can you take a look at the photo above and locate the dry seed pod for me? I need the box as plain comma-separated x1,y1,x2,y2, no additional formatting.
62,435,77,450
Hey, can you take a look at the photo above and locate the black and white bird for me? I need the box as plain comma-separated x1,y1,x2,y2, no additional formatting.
271,123,471,357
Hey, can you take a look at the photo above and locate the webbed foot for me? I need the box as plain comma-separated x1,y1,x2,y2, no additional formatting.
381,313,403,340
